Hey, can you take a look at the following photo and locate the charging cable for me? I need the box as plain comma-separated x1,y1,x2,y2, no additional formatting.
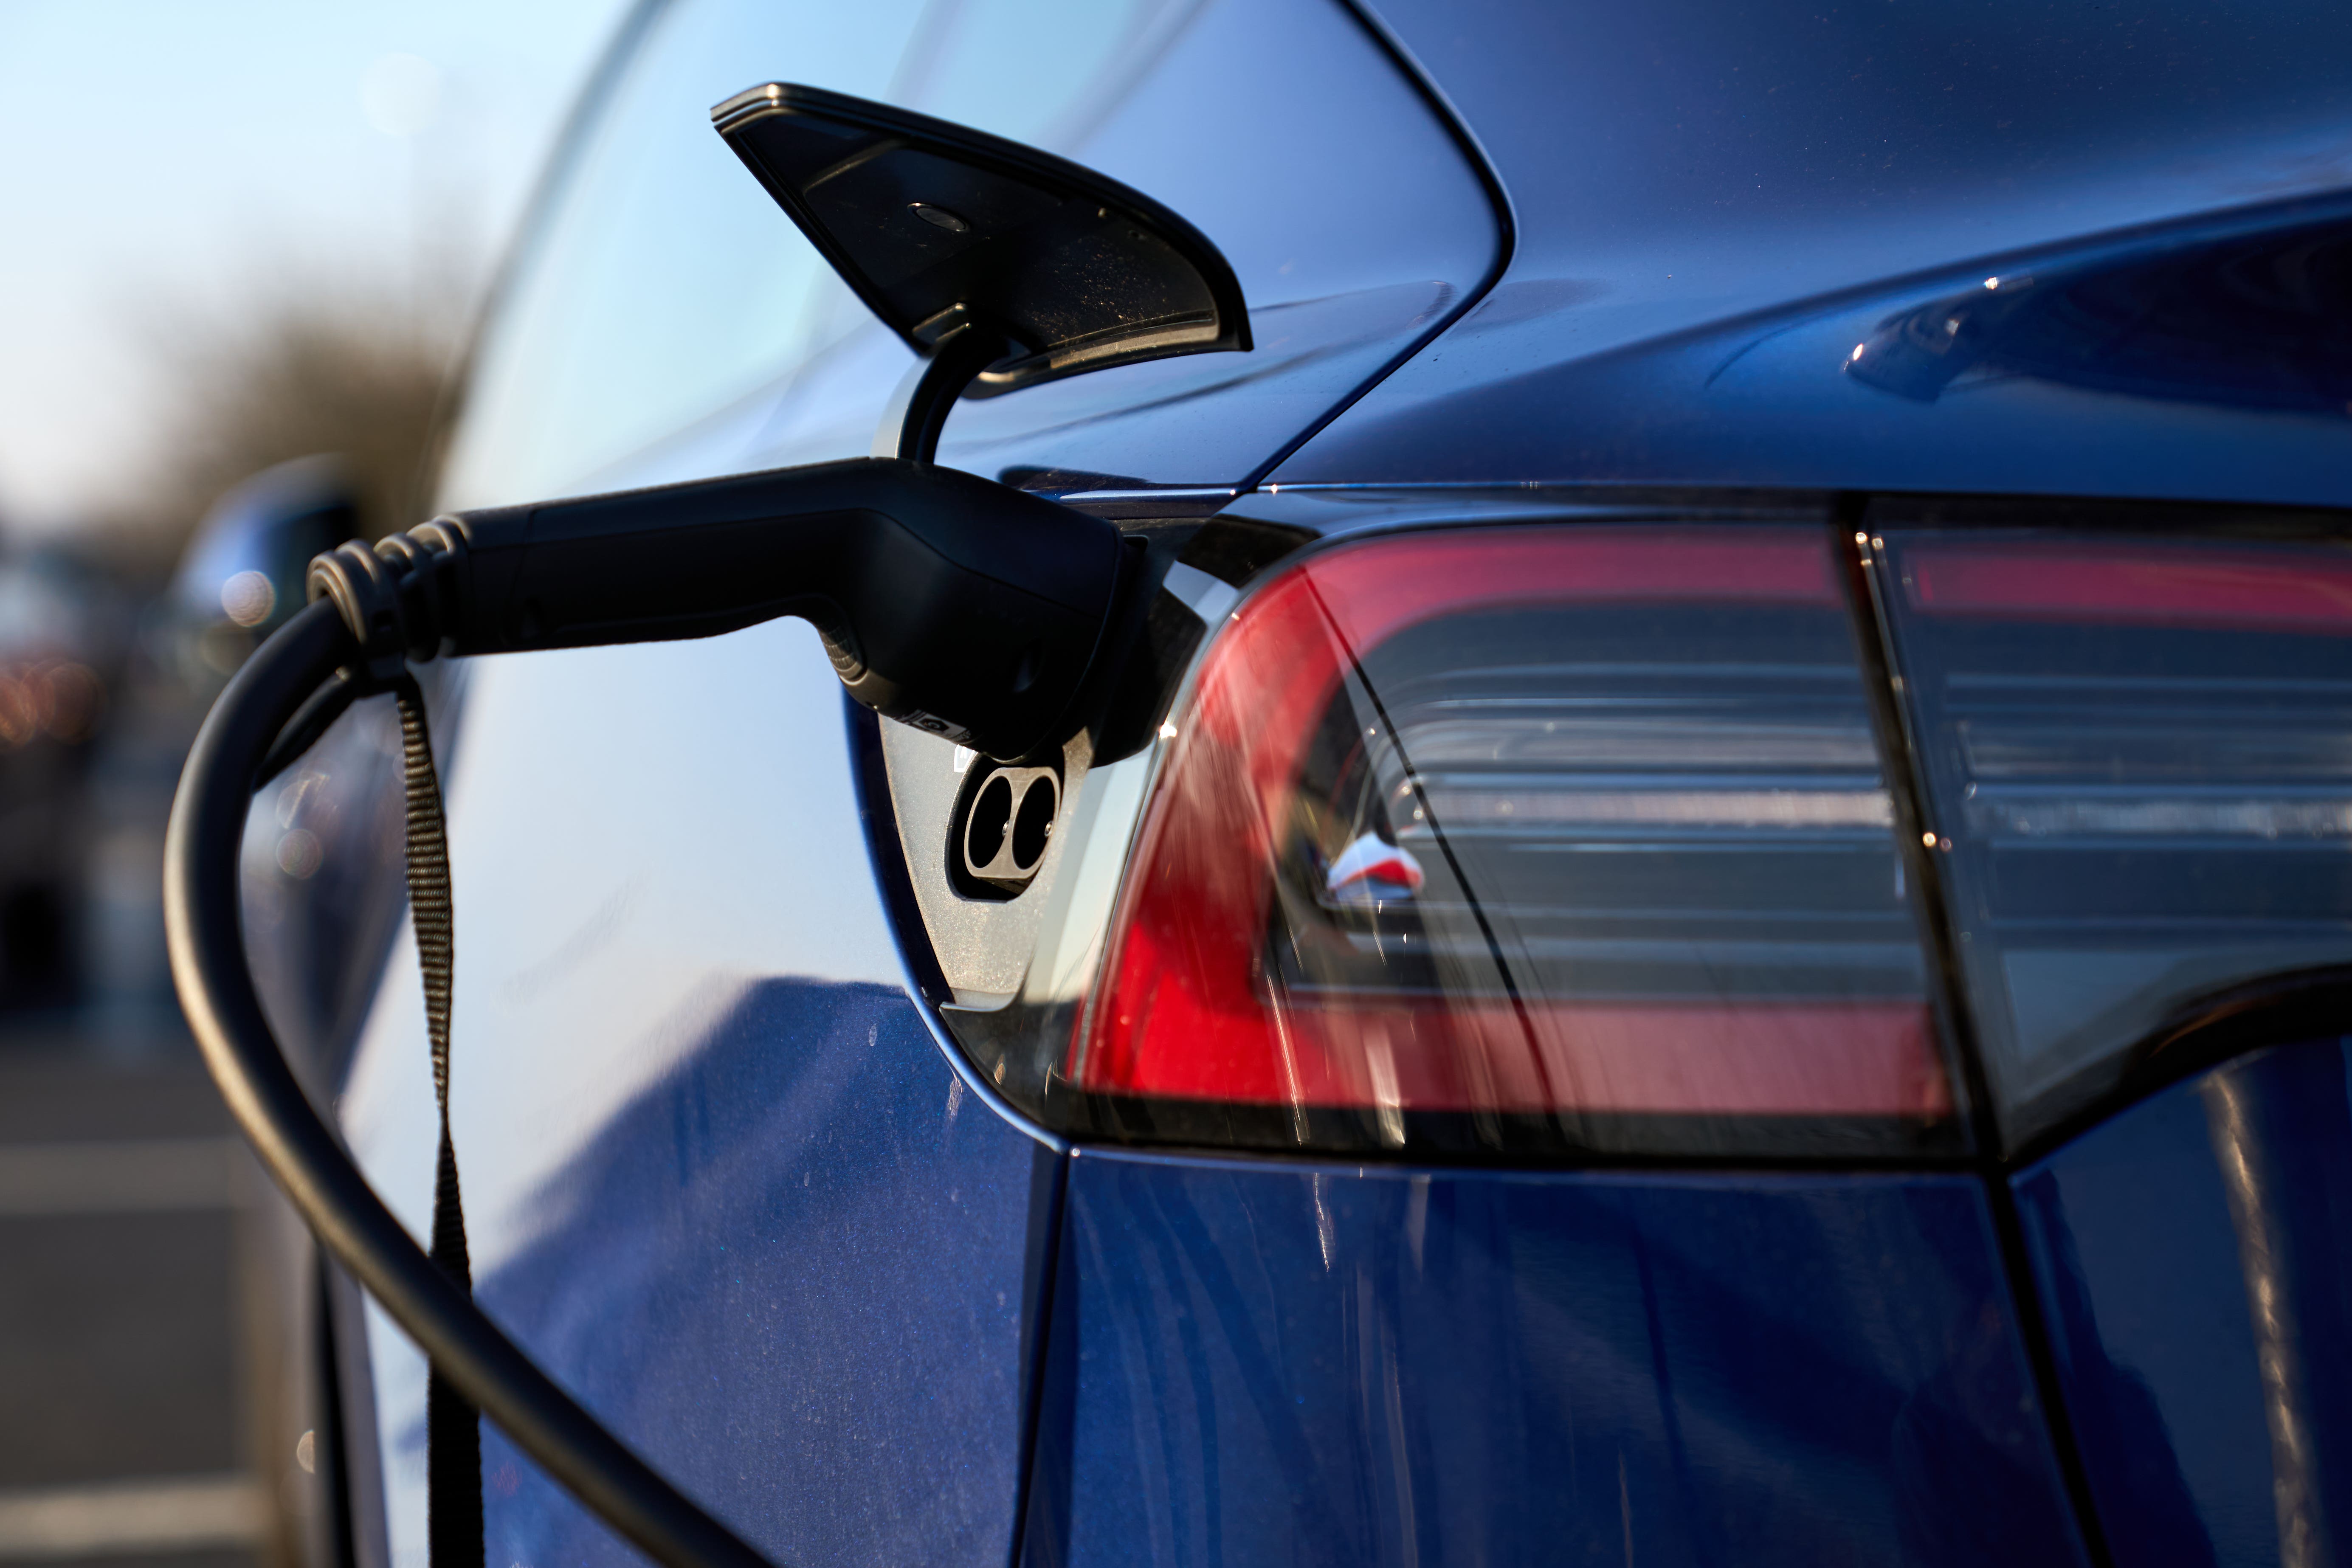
166,456,1136,1568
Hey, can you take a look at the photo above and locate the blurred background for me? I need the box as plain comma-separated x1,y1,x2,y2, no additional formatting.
0,5,629,1564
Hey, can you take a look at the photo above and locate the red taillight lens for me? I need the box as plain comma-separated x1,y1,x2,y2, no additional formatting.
1904,538,2352,634
1069,526,1958,1157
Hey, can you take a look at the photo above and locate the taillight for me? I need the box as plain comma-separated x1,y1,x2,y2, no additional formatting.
1876,525,2352,1145
1066,526,1960,1158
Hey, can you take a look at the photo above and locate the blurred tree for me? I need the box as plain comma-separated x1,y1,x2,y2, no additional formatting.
36,266,479,1034
109,271,475,575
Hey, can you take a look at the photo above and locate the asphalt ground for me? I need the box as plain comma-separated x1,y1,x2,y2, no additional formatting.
0,1034,267,1568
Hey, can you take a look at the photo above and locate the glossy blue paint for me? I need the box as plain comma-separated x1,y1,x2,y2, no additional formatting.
1028,1152,2085,1568
1281,0,2352,496
2015,1037,2352,1568
926,0,1499,490
468,978,1057,1568
1279,198,2352,505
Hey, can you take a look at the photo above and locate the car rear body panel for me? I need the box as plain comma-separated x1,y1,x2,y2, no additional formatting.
2016,1037,2352,1568
1035,1154,2084,1568
1282,0,2352,500
471,978,1056,1568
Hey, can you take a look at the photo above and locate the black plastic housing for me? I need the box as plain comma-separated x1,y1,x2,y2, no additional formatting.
713,82,1250,396
309,459,1125,761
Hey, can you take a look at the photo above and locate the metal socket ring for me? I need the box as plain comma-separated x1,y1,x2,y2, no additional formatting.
962,766,1060,886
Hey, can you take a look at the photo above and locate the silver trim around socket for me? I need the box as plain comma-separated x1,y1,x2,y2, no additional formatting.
962,766,1061,887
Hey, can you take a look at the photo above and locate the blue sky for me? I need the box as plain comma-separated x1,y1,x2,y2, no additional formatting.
0,0,634,532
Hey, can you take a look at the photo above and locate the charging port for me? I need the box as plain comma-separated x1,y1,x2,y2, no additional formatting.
955,764,1060,898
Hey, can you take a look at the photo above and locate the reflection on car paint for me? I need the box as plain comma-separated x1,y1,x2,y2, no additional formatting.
1282,0,2352,487
1037,1153,2086,1568
475,979,1056,1568
2017,1037,2352,1568
342,620,938,1568
447,0,1495,507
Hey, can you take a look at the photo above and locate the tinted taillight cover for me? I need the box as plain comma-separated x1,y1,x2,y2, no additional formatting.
1873,523,2352,1147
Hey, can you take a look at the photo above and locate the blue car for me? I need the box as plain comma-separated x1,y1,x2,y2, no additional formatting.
187,2,2352,1567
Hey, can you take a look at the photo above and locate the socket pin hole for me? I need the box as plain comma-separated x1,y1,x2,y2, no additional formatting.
1011,774,1057,871
967,773,1014,869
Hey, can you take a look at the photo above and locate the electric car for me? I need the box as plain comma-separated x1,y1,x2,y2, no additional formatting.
237,2,2352,1565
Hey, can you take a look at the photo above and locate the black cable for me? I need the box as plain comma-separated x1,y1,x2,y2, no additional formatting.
164,598,783,1568
257,670,365,788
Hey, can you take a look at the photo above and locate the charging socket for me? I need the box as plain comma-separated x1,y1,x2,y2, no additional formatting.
954,765,1061,898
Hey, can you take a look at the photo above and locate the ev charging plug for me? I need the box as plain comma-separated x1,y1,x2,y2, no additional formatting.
309,457,1127,761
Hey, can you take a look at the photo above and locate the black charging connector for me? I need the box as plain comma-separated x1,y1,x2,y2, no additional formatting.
309,457,1126,762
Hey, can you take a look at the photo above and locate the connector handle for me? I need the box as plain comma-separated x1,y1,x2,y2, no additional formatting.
309,458,1125,760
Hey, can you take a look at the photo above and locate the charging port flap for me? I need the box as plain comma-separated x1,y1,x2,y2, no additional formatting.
713,81,1251,396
